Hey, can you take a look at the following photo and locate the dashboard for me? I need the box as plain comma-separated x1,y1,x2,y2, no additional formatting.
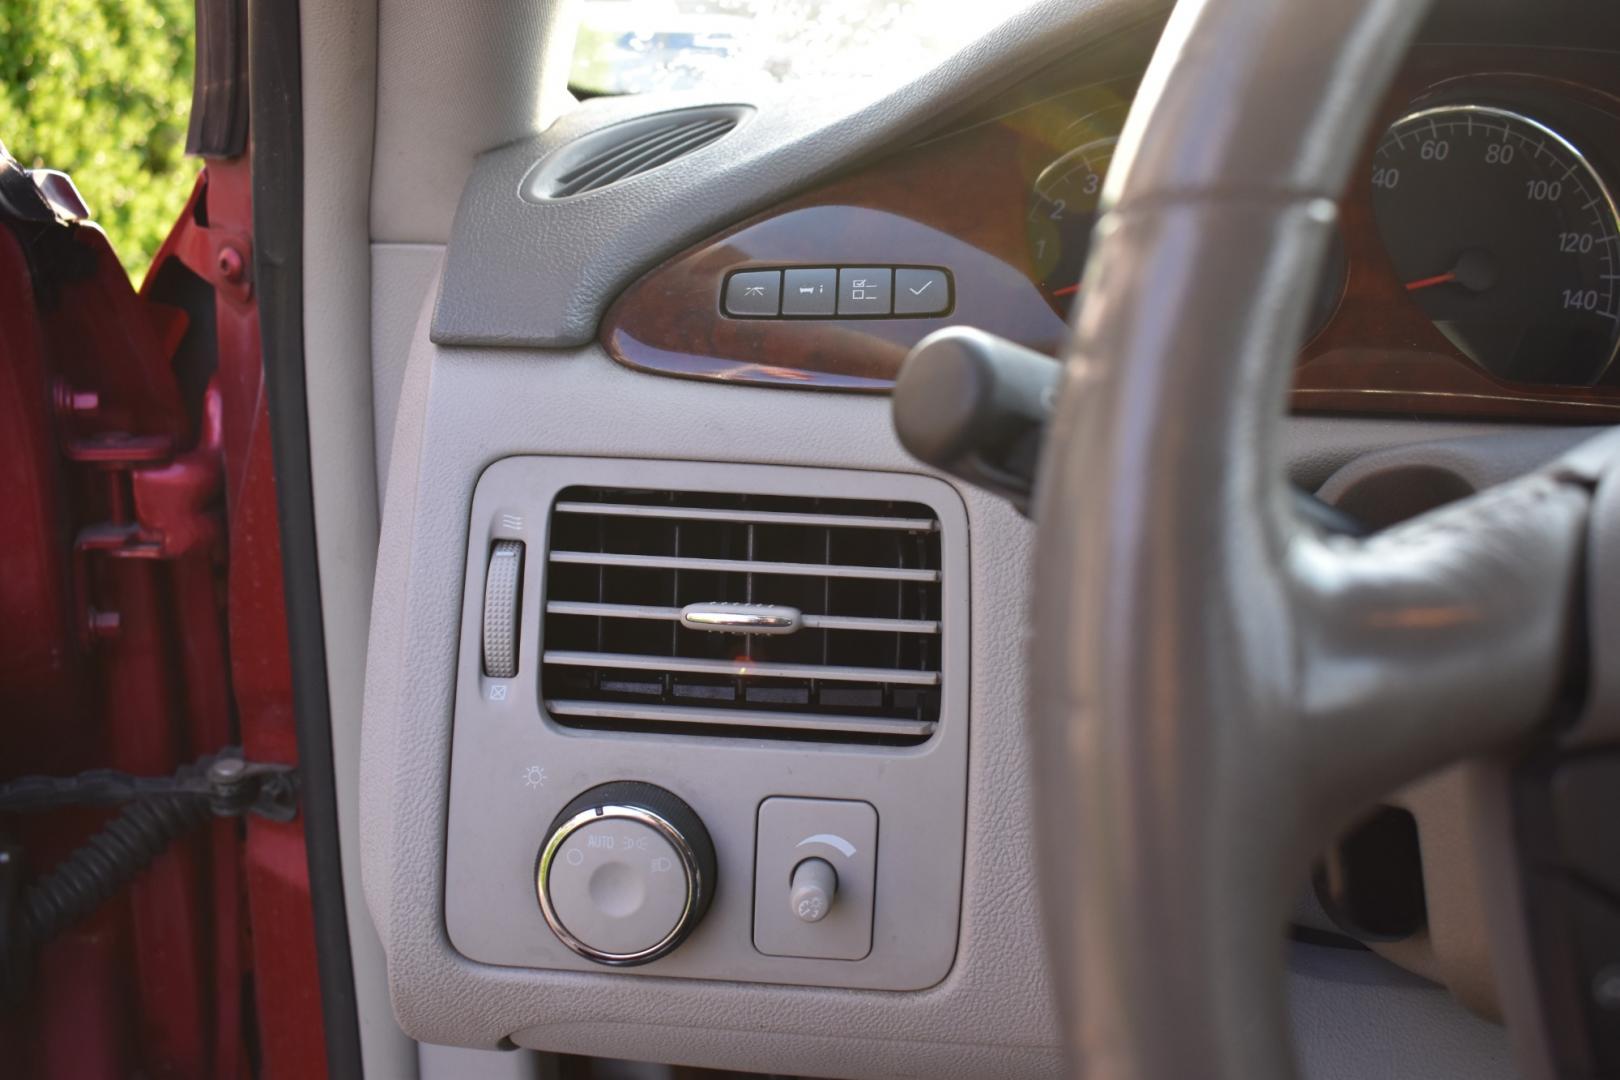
603,24,1620,423
360,3,1620,1077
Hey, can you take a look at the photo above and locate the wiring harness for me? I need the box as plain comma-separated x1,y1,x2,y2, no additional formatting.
0,749,297,1000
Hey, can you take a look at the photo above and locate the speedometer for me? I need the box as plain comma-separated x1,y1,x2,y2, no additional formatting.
1371,105,1620,386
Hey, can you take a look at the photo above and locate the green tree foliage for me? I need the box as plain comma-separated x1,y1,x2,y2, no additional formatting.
0,0,196,281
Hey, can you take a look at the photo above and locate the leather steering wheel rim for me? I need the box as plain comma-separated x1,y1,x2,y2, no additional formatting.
1029,1,1620,1077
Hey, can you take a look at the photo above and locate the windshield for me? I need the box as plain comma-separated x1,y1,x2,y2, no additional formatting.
570,0,1029,96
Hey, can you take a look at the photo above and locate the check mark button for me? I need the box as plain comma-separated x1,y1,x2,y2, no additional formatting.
894,269,951,315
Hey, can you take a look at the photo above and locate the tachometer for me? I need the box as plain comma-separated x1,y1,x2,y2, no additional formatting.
1026,131,1345,336
1371,105,1620,386
1027,136,1115,311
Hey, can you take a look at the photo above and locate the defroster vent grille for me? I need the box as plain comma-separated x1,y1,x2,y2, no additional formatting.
541,488,943,745
526,107,746,200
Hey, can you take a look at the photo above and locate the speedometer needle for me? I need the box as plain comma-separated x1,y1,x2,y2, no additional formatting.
1403,251,1495,295
1404,271,1457,292
1052,282,1082,298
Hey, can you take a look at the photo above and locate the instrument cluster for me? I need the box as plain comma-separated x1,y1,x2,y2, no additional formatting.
1020,61,1620,393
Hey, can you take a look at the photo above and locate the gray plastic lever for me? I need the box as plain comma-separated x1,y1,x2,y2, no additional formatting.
892,328,1366,535
891,327,1058,516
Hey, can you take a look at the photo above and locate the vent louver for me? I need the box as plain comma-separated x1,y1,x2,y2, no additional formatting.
528,107,746,200
541,487,944,746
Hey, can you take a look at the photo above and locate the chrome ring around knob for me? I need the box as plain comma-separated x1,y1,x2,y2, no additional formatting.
535,783,715,966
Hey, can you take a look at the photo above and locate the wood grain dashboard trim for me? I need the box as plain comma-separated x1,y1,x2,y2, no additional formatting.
602,45,1620,422
602,108,1075,392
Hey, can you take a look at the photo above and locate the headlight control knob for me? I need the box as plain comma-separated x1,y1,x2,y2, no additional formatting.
536,781,716,966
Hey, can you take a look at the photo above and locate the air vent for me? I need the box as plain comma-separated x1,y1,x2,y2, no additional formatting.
541,487,943,746
525,107,748,201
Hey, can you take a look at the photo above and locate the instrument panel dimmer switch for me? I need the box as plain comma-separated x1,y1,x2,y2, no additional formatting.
754,797,877,960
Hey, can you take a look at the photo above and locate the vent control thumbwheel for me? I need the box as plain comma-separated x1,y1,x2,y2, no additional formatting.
537,782,717,966
483,540,524,678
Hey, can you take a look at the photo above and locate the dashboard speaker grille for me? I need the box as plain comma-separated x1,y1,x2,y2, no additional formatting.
541,487,944,745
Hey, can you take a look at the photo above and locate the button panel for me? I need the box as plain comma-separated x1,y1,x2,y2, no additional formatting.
722,266,952,319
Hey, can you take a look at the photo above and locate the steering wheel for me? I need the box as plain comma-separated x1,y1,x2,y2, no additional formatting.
1028,0,1620,1076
